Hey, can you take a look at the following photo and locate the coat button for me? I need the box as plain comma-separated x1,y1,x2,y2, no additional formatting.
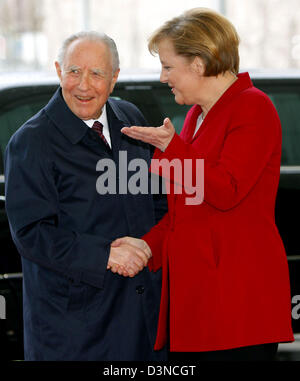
136,285,145,294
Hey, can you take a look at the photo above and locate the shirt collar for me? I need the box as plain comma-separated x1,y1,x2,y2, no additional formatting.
83,104,108,128
83,104,111,147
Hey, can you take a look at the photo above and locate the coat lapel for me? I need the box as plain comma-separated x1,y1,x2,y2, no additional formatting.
45,87,89,144
181,104,202,144
106,100,126,159
190,72,253,143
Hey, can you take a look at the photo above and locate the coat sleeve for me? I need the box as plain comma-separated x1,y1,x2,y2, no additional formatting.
150,91,281,211
143,211,170,272
4,126,111,289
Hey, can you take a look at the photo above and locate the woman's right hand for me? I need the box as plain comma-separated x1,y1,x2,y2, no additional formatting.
121,118,175,152
108,236,152,277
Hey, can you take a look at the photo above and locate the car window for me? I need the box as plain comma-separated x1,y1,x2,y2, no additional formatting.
0,88,57,175
145,87,190,133
251,79,300,166
112,84,191,133
114,81,300,168
268,92,300,166
1,79,300,174
0,87,57,197
0,102,46,161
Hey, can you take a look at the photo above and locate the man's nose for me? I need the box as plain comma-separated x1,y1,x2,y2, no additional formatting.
78,72,90,91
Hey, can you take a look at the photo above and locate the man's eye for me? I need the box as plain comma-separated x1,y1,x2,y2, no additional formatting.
92,71,104,78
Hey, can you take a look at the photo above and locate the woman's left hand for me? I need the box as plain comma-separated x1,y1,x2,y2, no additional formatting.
121,117,175,151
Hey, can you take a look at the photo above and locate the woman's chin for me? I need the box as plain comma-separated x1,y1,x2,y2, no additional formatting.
174,96,191,106
174,96,185,105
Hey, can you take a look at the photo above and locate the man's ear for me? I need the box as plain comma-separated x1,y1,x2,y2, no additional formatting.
110,68,120,94
191,56,205,76
55,61,63,82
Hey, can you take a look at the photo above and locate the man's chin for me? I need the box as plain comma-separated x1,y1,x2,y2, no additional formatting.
73,110,101,121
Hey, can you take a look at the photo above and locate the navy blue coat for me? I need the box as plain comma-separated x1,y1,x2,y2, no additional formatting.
4,88,167,361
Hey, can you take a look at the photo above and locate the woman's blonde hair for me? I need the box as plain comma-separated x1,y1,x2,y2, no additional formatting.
148,8,240,76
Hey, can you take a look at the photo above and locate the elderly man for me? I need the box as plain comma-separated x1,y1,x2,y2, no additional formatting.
4,32,167,361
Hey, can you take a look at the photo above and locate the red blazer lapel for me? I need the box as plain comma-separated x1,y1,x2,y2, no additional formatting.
180,104,202,143
190,72,254,143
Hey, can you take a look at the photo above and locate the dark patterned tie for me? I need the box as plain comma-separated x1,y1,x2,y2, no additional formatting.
92,121,110,148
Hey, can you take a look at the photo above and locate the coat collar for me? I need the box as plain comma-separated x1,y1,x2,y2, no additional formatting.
44,87,129,145
186,72,253,143
44,87,88,144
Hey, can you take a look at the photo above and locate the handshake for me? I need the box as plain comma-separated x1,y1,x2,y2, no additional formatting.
107,237,152,277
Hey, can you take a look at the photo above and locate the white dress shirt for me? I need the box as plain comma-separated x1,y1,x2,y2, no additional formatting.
83,104,112,148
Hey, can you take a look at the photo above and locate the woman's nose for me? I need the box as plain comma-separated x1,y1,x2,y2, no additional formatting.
160,70,168,84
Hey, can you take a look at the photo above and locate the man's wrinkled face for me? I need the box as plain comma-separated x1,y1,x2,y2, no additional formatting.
55,39,119,120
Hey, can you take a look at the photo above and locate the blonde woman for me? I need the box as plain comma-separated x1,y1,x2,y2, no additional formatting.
115,8,294,360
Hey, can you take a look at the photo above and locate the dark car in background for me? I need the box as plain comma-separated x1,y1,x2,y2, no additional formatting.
0,70,300,359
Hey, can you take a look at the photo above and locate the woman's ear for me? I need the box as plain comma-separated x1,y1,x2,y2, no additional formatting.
191,56,205,76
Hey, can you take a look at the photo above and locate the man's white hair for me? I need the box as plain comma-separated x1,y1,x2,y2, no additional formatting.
57,31,120,73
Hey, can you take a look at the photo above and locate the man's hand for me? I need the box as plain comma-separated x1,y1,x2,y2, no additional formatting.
107,238,151,277
112,236,152,258
121,117,175,152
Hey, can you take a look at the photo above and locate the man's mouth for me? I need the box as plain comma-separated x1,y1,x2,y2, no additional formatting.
75,95,94,102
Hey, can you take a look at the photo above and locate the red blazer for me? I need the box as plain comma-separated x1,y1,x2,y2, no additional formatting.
144,72,294,352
